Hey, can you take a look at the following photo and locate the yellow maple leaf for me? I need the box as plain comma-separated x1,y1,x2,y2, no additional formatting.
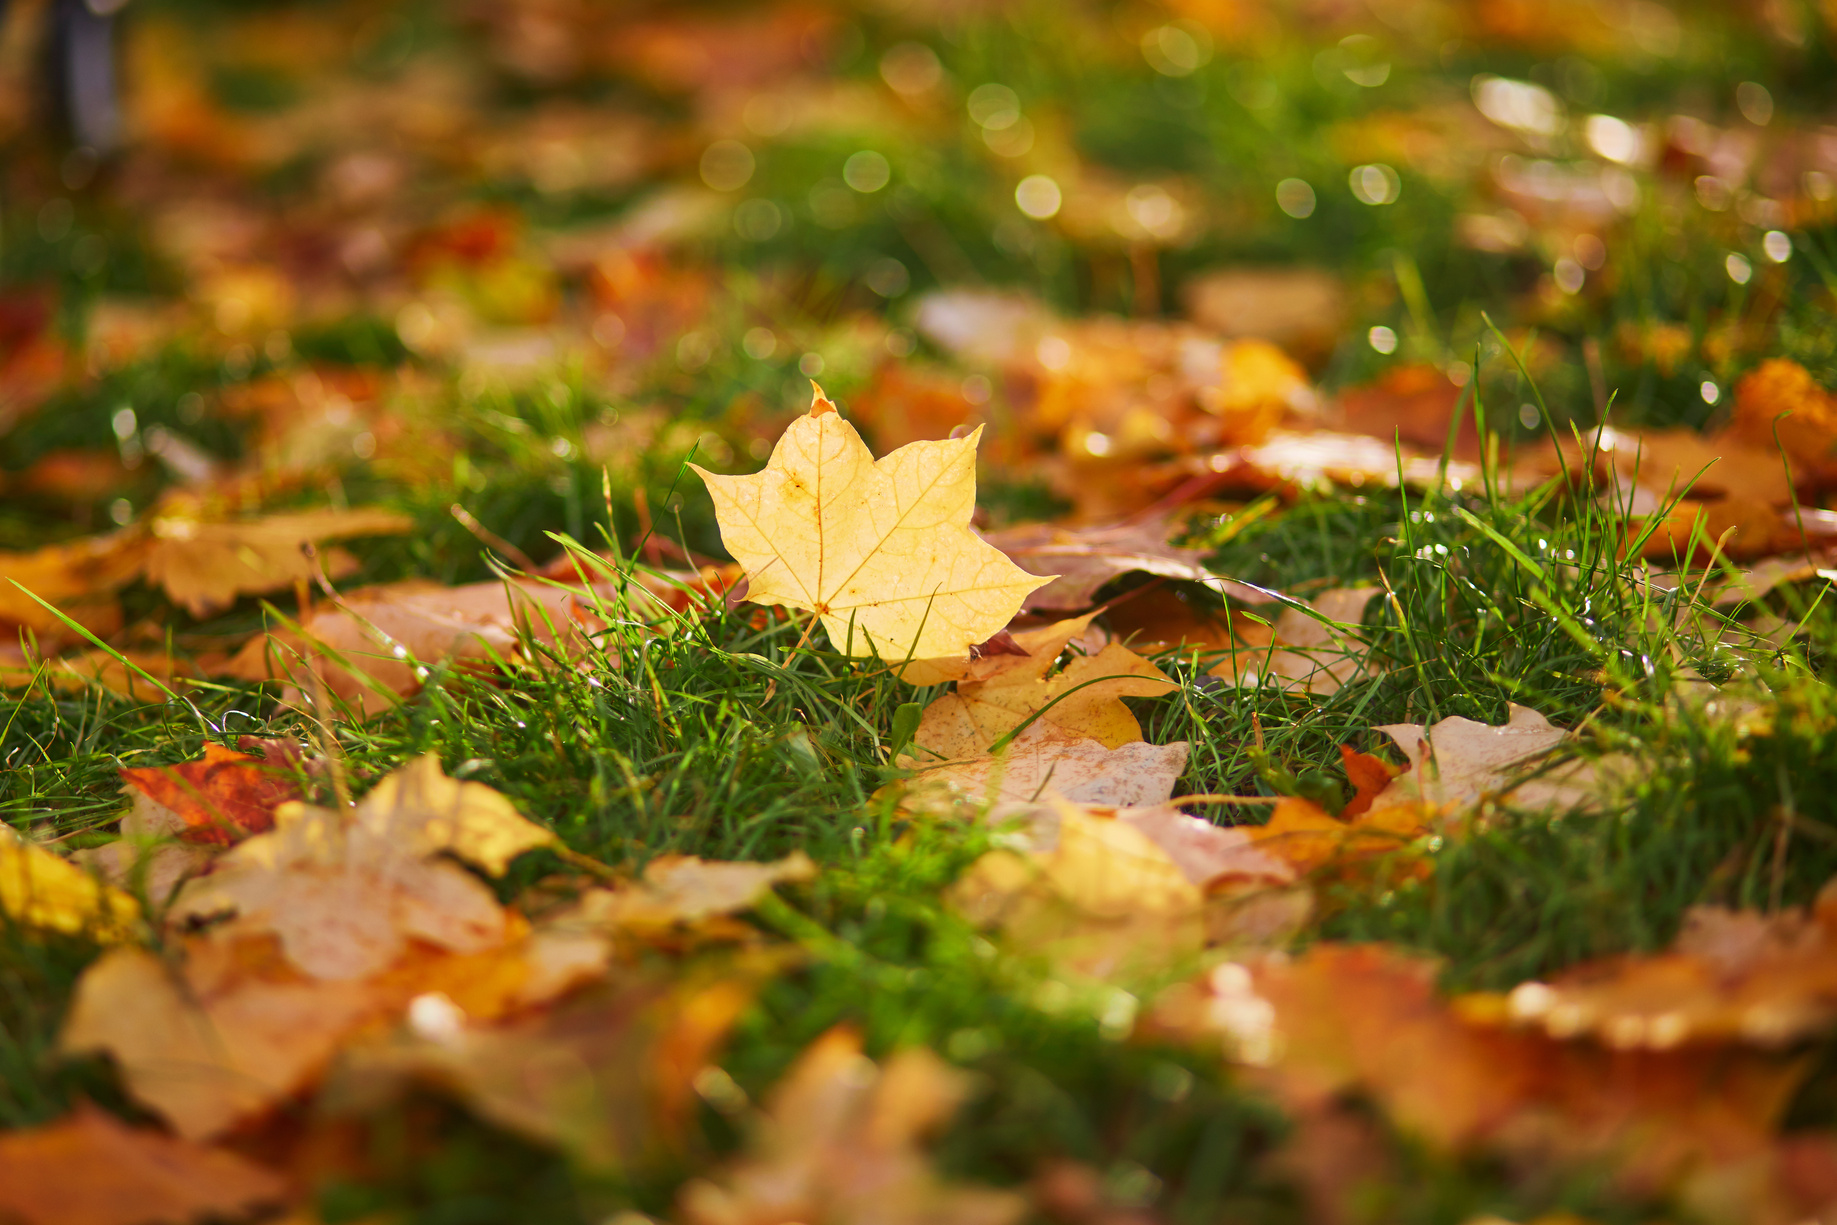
0,828,140,941
691,386,1048,662
904,612,1176,760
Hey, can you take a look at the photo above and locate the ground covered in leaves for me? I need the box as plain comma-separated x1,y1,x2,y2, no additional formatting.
4,1,1837,1222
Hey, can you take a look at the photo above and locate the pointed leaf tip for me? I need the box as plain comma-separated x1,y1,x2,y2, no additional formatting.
808,382,837,416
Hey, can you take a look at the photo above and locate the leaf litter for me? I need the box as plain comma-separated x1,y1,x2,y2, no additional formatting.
4,3,1837,1222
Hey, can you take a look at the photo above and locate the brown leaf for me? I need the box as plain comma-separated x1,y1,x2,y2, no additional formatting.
982,518,1276,611
0,528,146,639
904,613,1177,759
225,576,622,720
1206,586,1382,696
0,1104,288,1225
1479,878,1837,1049
145,504,414,616
337,961,768,1169
1156,945,1808,1195
61,944,376,1139
677,1026,1029,1225
904,723,1190,812
570,852,816,930
170,756,536,981
1366,704,1574,818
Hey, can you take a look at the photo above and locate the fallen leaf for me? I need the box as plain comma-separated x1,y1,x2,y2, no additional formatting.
1183,266,1347,364
905,722,1190,811
572,851,816,929
677,1026,1029,1225
1234,795,1432,878
0,1104,288,1225
950,800,1209,980
225,575,625,720
1154,945,1808,1195
0,827,140,940
171,756,538,980
1366,704,1576,818
1208,586,1382,695
0,528,145,638
73,788,220,907
117,741,304,846
1479,878,1837,1049
144,503,414,616
982,518,1276,611
905,613,1177,759
337,962,770,1169
691,385,1048,662
61,943,377,1139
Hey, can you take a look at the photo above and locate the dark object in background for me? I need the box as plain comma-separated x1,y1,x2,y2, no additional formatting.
8,0,128,151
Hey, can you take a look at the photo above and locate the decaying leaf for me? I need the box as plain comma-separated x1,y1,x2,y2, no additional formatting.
982,518,1275,611
1153,944,1809,1196
0,826,140,941
1233,795,1432,879
337,963,770,1170
571,851,816,930
0,529,145,638
692,386,1047,662
170,755,545,979
0,1104,288,1225
225,575,627,719
61,943,377,1139
905,723,1190,812
1478,878,1837,1049
1208,586,1382,696
144,504,414,615
677,1026,1029,1225
904,613,1177,760
950,799,1297,980
1366,704,1581,818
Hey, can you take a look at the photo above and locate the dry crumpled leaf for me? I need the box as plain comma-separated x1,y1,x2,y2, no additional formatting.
905,723,1190,812
981,518,1275,611
571,851,816,930
1233,795,1432,879
145,503,414,616
0,1104,288,1225
337,962,771,1170
0,528,146,639
1365,704,1581,818
1152,944,1809,1198
62,917,610,1140
0,826,140,940
172,755,549,979
1208,586,1382,696
1478,877,1837,1049
904,613,1176,760
951,800,1297,981
62,943,376,1139
225,575,626,720
74,789,219,907
677,1025,1029,1225
0,647,200,700
691,386,1047,663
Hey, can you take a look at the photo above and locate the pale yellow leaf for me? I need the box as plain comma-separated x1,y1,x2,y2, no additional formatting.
691,387,1048,662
